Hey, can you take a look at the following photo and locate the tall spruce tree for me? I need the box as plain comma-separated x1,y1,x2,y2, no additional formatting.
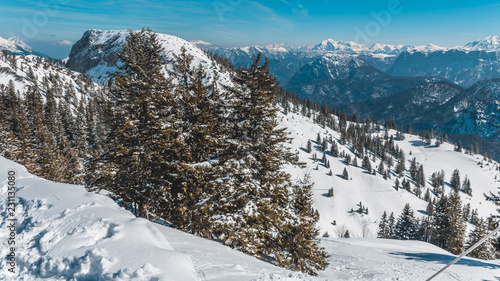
213,54,328,273
163,47,226,234
450,169,461,193
86,28,176,218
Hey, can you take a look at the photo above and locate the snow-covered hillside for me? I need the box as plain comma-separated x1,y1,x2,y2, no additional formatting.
279,110,500,239
0,53,99,106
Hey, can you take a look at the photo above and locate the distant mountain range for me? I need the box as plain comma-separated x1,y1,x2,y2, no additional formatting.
192,35,500,158
196,35,500,87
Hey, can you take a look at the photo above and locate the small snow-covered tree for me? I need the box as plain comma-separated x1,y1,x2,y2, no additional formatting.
394,203,418,240
378,211,390,238
342,167,349,180
450,169,461,193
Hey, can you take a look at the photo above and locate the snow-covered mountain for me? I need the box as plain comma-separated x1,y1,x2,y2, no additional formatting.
337,78,500,159
368,43,408,55
0,36,34,56
339,81,464,123
432,79,500,140
67,29,233,87
311,39,368,54
463,35,500,52
387,49,500,87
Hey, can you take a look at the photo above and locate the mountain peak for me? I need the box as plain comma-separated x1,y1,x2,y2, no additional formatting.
0,35,33,55
312,38,367,53
464,35,500,51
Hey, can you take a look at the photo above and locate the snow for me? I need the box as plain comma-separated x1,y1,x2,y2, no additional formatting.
320,238,500,280
0,156,197,280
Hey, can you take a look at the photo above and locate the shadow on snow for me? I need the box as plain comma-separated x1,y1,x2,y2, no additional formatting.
389,251,500,270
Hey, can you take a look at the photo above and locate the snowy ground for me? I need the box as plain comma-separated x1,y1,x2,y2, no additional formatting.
0,156,197,280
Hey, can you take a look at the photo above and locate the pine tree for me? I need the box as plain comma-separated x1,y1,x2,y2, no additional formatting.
466,218,496,260
432,193,466,254
165,47,226,233
432,194,450,249
330,141,338,157
462,176,472,196
378,211,389,238
214,54,328,273
342,167,349,180
409,157,417,181
417,165,425,187
321,137,328,151
388,212,395,238
362,155,372,173
276,175,329,275
86,28,175,218
450,169,461,193
394,203,419,240
306,139,312,153
396,154,405,178
327,187,334,197
378,160,385,175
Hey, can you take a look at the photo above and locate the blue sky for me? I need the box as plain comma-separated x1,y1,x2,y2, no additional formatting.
1,0,500,58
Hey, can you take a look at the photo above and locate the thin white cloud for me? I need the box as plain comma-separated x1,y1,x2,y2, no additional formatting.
58,40,72,46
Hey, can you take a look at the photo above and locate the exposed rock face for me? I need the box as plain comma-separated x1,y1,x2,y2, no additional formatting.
66,30,127,85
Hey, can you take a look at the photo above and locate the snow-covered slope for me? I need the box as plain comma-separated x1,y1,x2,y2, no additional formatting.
67,29,233,87
279,110,500,238
0,156,197,280
0,54,99,106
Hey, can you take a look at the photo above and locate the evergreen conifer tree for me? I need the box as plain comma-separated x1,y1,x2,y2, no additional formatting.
394,203,418,240
466,218,496,260
450,169,461,193
85,28,176,218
